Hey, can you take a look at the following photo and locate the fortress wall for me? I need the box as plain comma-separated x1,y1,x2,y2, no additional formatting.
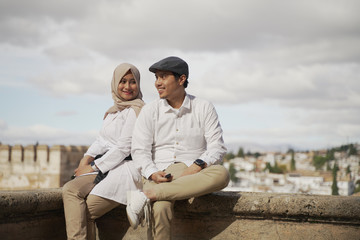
0,145,88,190
0,145,11,164
11,144,23,166
36,145,49,169
24,145,36,173
0,145,11,176
60,145,88,186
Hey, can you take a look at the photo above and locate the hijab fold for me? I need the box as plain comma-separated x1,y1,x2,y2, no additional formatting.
104,63,144,119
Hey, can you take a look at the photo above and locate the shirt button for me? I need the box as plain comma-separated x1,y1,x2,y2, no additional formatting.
176,129,179,132
174,156,177,159
176,142,179,145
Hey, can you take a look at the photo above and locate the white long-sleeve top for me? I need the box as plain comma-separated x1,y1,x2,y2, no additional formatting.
86,108,142,204
131,94,227,179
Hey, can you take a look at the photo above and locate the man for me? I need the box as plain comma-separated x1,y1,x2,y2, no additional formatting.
127,56,229,239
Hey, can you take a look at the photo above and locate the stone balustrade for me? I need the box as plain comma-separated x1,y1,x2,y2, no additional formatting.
0,189,359,240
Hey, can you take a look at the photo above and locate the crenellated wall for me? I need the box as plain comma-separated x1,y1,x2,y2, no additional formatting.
0,144,88,190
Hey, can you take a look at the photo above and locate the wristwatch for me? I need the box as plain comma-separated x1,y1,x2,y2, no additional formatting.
194,159,206,169
90,161,99,172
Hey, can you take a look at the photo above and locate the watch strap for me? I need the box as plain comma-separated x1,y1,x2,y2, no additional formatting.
194,159,206,169
91,162,99,172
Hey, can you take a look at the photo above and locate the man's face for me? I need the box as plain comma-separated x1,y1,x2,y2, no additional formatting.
154,70,183,99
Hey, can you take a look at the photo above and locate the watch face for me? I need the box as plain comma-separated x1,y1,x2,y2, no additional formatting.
195,159,205,167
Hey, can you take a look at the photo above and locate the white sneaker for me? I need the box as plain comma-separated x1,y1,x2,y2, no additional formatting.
126,190,150,229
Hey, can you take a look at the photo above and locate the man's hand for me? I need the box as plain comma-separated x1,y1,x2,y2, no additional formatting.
150,171,173,183
180,163,207,177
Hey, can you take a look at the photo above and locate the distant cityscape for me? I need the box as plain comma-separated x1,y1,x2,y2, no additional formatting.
222,143,360,196
1,143,359,196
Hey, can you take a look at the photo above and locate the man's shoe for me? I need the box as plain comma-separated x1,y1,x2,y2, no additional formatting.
126,190,150,229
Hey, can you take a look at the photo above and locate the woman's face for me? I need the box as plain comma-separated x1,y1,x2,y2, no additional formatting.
117,72,139,101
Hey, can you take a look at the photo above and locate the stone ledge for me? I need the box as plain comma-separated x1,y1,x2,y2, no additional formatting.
0,189,63,218
0,189,359,240
174,191,360,224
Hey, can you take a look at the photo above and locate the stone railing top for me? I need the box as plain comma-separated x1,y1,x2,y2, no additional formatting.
0,189,63,217
174,191,360,224
1,189,359,225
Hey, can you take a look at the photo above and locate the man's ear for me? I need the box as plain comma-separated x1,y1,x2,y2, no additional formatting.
178,74,186,86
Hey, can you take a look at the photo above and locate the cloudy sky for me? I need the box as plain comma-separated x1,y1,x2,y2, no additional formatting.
0,0,359,152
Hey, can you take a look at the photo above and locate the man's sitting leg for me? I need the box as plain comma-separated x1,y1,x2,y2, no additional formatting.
154,165,230,201
152,200,174,240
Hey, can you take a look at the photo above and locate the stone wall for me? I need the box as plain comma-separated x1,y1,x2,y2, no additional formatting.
0,189,359,240
0,145,87,190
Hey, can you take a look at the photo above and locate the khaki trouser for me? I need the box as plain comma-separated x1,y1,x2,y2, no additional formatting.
143,163,230,240
62,174,120,240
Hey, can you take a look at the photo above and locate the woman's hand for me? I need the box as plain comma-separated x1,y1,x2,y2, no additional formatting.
74,164,94,177
77,155,94,168
74,155,95,177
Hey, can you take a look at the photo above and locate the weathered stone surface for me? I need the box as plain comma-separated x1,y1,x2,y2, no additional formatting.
0,189,359,240
0,189,66,240
0,189,63,217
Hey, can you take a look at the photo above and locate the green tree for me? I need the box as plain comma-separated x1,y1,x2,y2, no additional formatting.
312,155,328,170
337,143,357,156
264,161,284,174
287,148,294,154
348,144,357,156
326,162,332,171
354,180,360,194
290,151,296,171
224,152,235,161
346,165,351,175
254,152,261,158
326,149,335,160
331,163,339,195
229,163,238,183
237,147,245,158
272,161,284,173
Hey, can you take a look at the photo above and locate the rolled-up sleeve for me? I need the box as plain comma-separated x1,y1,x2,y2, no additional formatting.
198,103,227,166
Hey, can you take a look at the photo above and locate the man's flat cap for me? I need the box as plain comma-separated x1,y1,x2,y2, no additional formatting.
149,56,188,78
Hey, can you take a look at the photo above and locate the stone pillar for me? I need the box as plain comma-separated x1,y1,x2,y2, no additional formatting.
37,145,49,170
48,145,66,187
0,145,11,164
11,145,24,173
0,145,11,188
35,145,51,189
24,145,37,173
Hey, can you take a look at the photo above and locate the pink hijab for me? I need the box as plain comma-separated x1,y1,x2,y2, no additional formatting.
104,63,144,119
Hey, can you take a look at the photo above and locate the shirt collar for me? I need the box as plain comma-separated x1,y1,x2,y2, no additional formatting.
160,93,191,114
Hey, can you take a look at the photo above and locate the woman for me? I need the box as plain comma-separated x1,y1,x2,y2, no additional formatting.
62,63,145,240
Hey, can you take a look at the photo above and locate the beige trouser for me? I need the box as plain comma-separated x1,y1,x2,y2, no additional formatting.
62,174,120,240
143,163,230,240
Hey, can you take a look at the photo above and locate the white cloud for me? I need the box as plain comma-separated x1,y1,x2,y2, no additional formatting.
0,123,97,146
0,119,8,130
1,0,359,150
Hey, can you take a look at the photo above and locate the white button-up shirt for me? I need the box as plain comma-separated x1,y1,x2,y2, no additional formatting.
131,94,227,179
85,108,141,204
